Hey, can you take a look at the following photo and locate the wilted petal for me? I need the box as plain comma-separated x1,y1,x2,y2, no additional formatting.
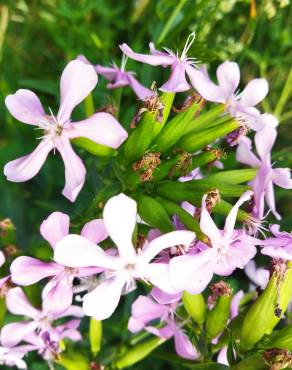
216,61,240,99
56,138,86,202
120,43,173,66
160,63,191,92
4,139,54,182
81,219,108,244
240,78,269,107
138,230,195,264
5,89,46,126
10,257,62,285
236,136,260,168
1,321,38,347
83,275,127,320
67,112,128,149
6,287,40,318
174,330,199,360
103,194,137,263
54,234,122,269
57,60,98,123
40,211,70,248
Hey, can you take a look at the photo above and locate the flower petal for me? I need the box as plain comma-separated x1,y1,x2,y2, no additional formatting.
174,330,199,360
57,60,98,123
0,321,38,347
54,234,122,269
0,251,5,267
103,194,137,263
240,78,269,107
42,275,74,314
127,74,153,100
120,43,173,66
160,63,191,92
95,65,118,80
5,89,46,126
83,275,127,320
81,219,109,244
151,287,181,304
40,211,70,248
67,112,128,149
4,139,54,182
236,136,260,168
142,263,179,294
265,180,281,220
200,195,221,246
56,138,86,202
272,168,292,189
138,230,195,264
6,287,40,318
10,257,62,286
254,126,277,162
216,61,240,99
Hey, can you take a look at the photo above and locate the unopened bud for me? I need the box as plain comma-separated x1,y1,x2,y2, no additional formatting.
182,291,206,324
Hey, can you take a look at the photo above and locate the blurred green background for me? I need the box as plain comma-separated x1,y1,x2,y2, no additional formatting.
0,0,291,368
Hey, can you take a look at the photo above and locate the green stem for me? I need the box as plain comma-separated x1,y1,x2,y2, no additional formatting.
84,93,95,117
274,66,292,120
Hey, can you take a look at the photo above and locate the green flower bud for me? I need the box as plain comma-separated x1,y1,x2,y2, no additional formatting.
152,92,175,138
182,291,206,324
135,194,174,233
177,119,239,153
240,260,292,350
231,354,267,370
206,168,257,185
89,318,102,356
206,281,232,340
72,137,117,157
271,325,292,351
115,337,165,369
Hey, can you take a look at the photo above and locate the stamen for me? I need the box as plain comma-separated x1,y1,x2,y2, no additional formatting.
181,31,196,60
120,54,128,71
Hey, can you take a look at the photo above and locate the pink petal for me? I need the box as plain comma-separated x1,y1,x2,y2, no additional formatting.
103,194,137,263
120,43,174,66
94,65,118,80
174,330,199,360
146,324,174,339
224,191,253,239
67,112,128,149
160,62,191,92
141,263,179,294
272,168,292,189
265,180,281,220
230,290,244,319
4,139,54,182
261,246,292,261
139,230,195,264
0,321,38,347
236,136,260,168
5,89,46,126
217,346,229,366
57,60,98,123
151,287,181,304
10,256,62,285
240,78,269,107
81,219,108,244
200,195,221,246
255,126,277,162
56,138,86,202
54,234,122,270
6,287,40,318
250,113,278,131
54,305,84,320
42,275,74,314
83,275,127,320
216,61,240,99
187,66,224,103
0,251,5,267
127,74,153,100
40,211,70,248
244,261,269,289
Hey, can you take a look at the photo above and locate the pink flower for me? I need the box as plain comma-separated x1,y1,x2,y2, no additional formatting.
129,288,198,360
0,287,83,348
10,212,108,314
0,345,30,369
95,55,152,100
120,32,197,92
236,126,292,220
169,191,260,294
54,193,195,320
4,59,128,202
244,260,269,290
261,224,292,261
188,61,276,131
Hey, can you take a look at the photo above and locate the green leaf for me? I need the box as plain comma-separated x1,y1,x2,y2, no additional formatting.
89,318,102,356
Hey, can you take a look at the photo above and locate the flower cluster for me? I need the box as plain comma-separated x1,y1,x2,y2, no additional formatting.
1,34,292,369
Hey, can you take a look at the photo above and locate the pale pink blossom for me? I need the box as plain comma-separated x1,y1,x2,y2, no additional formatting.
261,224,292,261
4,60,128,202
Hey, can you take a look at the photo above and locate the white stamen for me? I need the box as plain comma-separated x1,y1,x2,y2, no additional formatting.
181,31,196,60
121,54,128,71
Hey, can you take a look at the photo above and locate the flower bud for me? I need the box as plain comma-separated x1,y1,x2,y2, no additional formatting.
72,138,117,157
182,291,206,324
206,281,232,340
135,194,174,233
115,337,165,369
151,92,175,138
89,318,102,356
206,168,257,185
240,260,292,350
271,325,292,351
231,354,267,370
177,119,239,153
